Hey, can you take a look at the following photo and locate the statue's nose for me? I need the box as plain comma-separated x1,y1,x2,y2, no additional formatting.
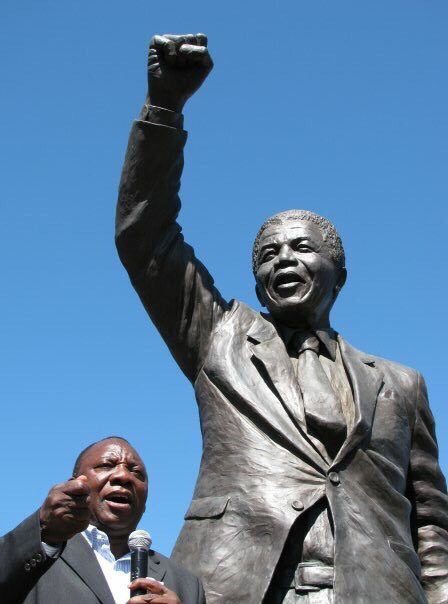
277,243,296,265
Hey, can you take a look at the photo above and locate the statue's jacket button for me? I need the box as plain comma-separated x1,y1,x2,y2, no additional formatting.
328,471,340,485
292,500,305,511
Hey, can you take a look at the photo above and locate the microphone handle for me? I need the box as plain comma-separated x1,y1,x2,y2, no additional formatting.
130,548,149,596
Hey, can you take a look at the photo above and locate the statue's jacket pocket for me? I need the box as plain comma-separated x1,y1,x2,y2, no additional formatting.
388,539,421,579
184,496,231,520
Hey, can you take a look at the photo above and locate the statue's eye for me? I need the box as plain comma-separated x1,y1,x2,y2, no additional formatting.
261,250,275,263
295,243,312,252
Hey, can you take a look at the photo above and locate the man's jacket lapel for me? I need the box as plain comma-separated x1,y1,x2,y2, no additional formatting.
147,551,167,582
334,336,384,466
60,535,115,604
247,317,328,471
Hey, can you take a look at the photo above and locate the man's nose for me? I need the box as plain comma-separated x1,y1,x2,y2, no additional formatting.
276,244,296,266
110,463,132,484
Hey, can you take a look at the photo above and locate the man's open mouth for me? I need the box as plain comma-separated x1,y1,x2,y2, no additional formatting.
103,491,132,510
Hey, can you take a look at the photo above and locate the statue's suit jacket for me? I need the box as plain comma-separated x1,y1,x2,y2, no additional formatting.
0,512,205,604
116,119,448,603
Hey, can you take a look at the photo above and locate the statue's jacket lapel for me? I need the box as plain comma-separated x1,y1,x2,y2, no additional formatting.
333,336,384,466
202,302,384,471
203,303,329,473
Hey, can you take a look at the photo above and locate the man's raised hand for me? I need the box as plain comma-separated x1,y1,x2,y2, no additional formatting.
147,33,213,113
39,476,91,545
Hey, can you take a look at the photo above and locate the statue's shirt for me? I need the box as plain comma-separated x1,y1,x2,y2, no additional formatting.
278,326,355,567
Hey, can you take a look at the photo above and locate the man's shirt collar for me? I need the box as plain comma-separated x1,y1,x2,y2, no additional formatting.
82,524,131,565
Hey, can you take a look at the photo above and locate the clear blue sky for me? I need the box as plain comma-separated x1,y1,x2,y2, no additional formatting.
1,1,447,556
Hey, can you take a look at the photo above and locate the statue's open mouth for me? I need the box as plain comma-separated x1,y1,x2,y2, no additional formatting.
274,271,306,293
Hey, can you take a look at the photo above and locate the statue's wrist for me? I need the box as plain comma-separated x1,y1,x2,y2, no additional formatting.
140,102,184,129
147,93,184,114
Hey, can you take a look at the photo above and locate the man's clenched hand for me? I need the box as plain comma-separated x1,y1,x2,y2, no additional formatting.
147,33,213,113
127,578,181,604
39,476,91,545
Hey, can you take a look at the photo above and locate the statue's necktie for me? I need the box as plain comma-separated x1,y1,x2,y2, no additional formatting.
294,333,347,458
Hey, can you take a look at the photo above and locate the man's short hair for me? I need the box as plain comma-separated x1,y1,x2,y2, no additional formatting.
252,209,345,274
72,436,131,477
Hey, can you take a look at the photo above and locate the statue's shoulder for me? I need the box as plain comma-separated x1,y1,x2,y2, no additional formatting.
218,300,272,337
339,335,420,386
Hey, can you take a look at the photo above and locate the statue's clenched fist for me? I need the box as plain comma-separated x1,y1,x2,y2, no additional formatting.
147,33,213,113
39,476,91,545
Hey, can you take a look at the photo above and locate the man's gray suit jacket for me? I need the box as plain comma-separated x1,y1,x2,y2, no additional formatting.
115,118,448,603
0,512,205,604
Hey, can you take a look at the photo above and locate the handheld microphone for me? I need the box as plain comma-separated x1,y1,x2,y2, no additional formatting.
128,530,152,596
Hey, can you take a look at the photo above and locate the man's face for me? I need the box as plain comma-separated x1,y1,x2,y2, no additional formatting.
255,220,344,327
77,439,148,538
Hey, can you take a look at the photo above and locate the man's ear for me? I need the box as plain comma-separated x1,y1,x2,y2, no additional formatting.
255,283,266,308
334,268,347,298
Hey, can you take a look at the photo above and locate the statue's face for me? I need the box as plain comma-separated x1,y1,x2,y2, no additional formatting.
255,220,344,327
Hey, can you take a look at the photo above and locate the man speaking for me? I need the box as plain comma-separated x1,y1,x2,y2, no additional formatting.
115,33,448,603
0,437,205,604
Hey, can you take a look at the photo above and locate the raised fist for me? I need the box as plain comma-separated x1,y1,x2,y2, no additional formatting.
39,476,91,545
147,33,213,112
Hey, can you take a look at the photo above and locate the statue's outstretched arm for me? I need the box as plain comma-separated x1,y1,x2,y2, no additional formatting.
116,34,229,383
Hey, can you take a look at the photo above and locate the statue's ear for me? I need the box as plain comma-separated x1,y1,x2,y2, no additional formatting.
255,283,266,307
334,268,347,298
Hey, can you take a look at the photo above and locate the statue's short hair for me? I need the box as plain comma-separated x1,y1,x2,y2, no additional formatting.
252,209,345,274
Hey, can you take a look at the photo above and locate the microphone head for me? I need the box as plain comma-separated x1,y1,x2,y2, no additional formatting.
128,529,152,551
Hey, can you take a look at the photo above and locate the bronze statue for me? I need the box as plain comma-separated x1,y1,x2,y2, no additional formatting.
115,34,448,603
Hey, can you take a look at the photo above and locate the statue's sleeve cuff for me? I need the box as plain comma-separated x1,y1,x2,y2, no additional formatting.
140,104,184,130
